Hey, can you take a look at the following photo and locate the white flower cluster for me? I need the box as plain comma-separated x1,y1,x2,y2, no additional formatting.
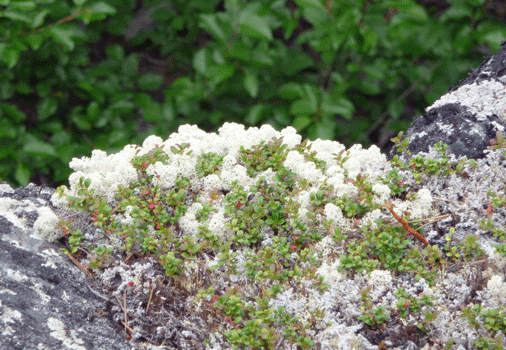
368,269,393,300
284,150,325,184
67,147,139,200
484,275,506,308
52,123,394,242
389,187,433,220
33,206,61,242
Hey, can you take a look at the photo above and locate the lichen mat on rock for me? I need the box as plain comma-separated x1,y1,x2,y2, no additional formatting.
45,122,506,349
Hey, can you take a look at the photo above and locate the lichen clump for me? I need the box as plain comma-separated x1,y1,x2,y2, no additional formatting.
51,124,506,349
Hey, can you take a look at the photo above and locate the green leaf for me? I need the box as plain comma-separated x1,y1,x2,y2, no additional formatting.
303,84,318,110
23,140,58,157
292,115,312,131
440,5,472,22
138,72,164,90
251,53,274,69
278,83,303,99
361,28,379,52
239,14,273,41
481,29,506,52
122,54,139,76
1,10,32,23
49,26,75,51
0,118,17,138
105,44,124,61
358,79,380,95
388,101,404,120
321,97,354,119
0,44,20,69
0,102,26,122
193,48,208,75
84,1,116,22
0,144,15,161
94,108,112,128
403,3,428,22
73,0,87,5
37,97,58,120
86,101,100,121
71,114,91,130
212,49,224,64
23,33,44,50
135,93,165,122
229,40,250,61
363,64,385,80
294,0,324,9
280,49,314,76
243,71,258,98
199,14,226,42
210,63,236,84
109,100,135,113
15,164,31,186
314,118,336,140
134,93,152,107
290,99,317,115
89,2,116,14
9,1,36,10
32,9,50,28
246,104,264,125
302,7,328,26
142,102,164,122
162,100,175,123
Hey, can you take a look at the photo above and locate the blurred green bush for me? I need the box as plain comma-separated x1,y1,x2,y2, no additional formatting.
0,0,504,188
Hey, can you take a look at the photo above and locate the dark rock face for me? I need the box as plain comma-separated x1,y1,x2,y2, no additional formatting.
0,183,137,350
390,43,506,160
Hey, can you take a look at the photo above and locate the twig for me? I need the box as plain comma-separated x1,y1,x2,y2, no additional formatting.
146,287,154,314
119,320,135,335
87,285,112,302
125,251,135,263
433,196,469,205
0,9,85,42
67,253,94,279
385,201,429,246
123,290,128,335
115,292,129,336
408,213,452,224
274,336,285,350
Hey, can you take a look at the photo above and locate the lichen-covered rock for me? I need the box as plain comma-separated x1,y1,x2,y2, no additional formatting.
3,46,506,350
391,42,506,160
0,183,141,350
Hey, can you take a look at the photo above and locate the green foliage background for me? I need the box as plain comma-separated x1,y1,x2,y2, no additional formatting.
1,0,504,188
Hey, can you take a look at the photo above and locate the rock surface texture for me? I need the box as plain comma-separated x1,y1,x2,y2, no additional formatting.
0,183,139,350
390,42,506,160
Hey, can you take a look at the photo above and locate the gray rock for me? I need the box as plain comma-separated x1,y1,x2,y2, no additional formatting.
0,183,138,350
390,42,506,160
